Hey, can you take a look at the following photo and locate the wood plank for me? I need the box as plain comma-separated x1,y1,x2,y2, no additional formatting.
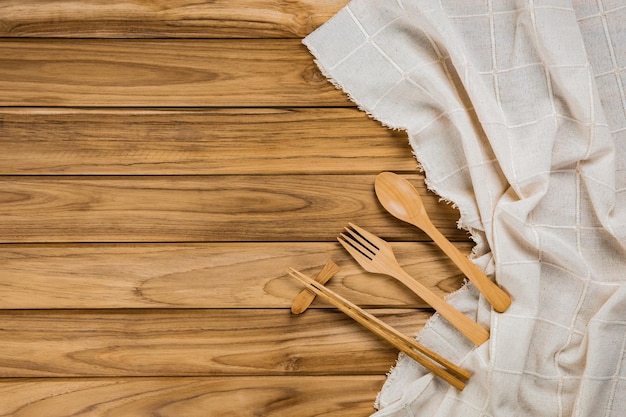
0,39,348,107
0,175,467,243
0,0,349,39
0,242,467,309
0,309,430,377
0,376,384,417
0,108,414,175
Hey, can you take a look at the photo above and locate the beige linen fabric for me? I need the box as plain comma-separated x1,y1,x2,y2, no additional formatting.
304,1,626,416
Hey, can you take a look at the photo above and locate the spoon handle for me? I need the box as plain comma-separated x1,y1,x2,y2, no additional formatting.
422,221,511,313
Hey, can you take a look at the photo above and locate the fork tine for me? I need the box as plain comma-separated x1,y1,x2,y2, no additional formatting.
339,233,373,260
347,223,382,247
344,226,378,256
337,235,378,273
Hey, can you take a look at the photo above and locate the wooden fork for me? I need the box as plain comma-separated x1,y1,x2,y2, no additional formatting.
287,267,470,390
337,223,489,346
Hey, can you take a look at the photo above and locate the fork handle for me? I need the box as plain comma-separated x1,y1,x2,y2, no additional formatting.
390,267,490,345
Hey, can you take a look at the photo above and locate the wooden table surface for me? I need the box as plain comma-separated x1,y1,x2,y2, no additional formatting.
0,1,470,415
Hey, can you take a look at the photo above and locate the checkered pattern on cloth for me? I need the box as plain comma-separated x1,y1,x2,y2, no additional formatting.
304,1,626,415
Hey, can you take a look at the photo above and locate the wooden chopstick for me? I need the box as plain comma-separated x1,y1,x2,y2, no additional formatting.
287,267,470,390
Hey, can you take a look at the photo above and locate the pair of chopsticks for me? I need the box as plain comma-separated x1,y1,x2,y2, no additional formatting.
287,267,471,390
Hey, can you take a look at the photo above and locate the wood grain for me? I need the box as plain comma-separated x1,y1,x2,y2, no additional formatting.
0,175,466,243
0,242,467,309
0,0,476,412
0,108,413,175
0,0,349,39
0,39,349,107
0,309,430,377
0,376,384,417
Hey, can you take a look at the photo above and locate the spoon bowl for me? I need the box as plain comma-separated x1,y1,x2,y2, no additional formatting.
375,171,430,228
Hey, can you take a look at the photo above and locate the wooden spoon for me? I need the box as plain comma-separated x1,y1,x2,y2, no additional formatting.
374,171,511,313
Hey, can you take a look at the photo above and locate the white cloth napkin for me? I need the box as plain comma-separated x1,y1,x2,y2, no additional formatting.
304,1,626,415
